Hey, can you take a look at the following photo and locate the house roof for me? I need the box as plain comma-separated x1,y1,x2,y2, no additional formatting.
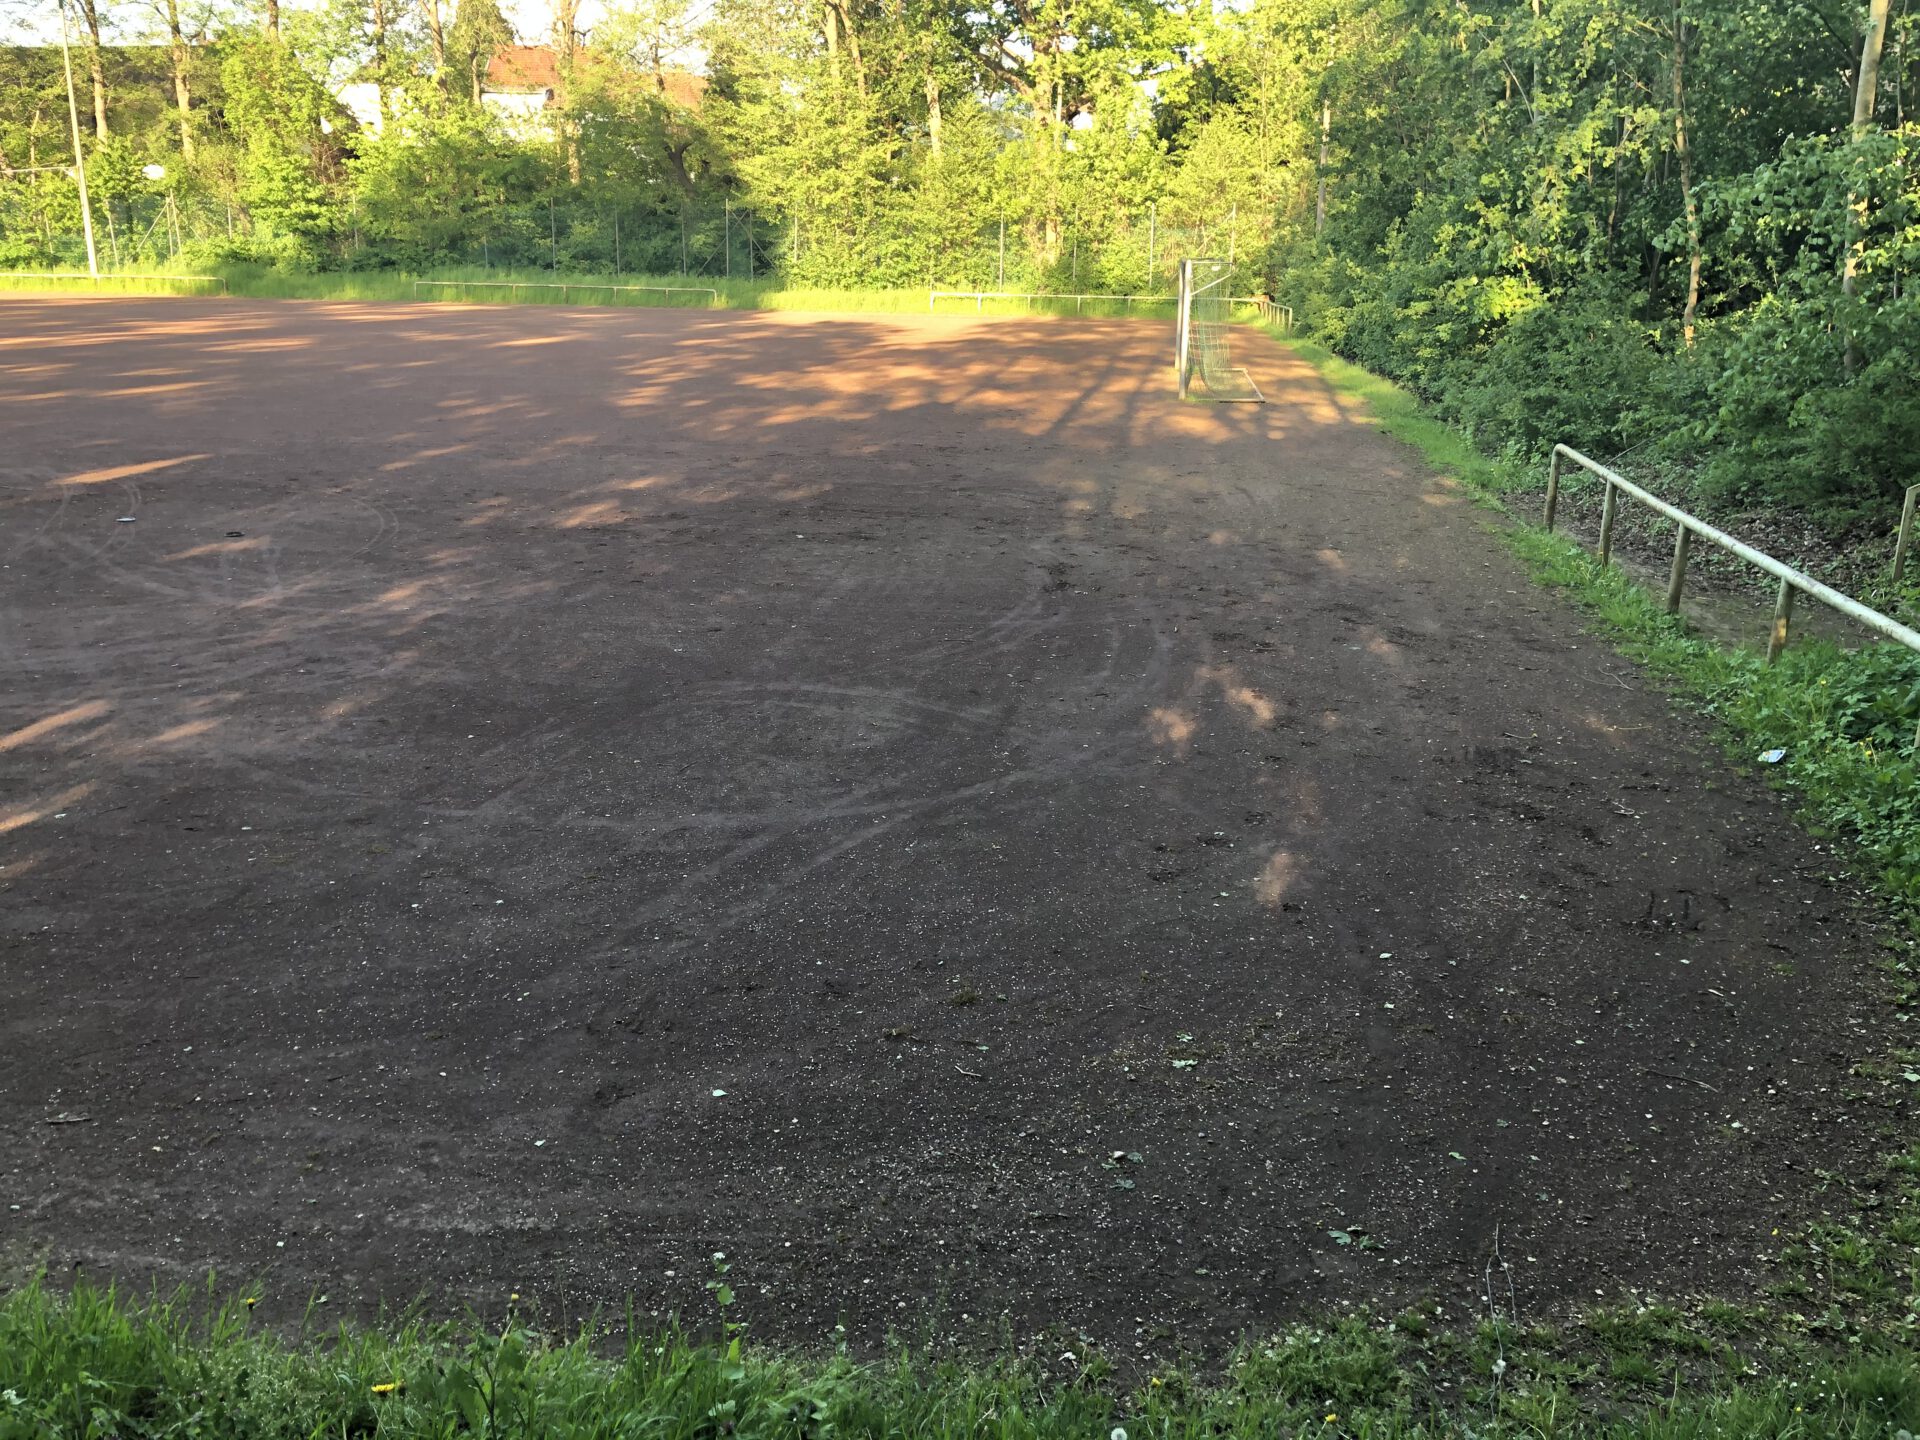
482,44,707,108
485,45,561,93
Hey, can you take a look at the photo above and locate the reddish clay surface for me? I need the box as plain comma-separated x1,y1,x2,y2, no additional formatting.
0,298,1890,1359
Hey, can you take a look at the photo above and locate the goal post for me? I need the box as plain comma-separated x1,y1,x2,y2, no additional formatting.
1175,258,1265,403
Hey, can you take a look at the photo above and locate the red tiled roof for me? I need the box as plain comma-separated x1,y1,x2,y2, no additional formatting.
483,45,707,108
486,45,560,92
656,69,706,109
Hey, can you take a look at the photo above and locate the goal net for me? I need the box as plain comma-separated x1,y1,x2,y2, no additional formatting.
1175,258,1264,402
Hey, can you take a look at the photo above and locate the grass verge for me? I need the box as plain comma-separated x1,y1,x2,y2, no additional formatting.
0,263,1199,320
7,1275,1920,1438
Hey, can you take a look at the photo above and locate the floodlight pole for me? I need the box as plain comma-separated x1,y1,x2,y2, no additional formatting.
57,0,100,279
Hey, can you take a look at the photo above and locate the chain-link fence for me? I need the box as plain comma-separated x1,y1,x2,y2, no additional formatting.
4,172,1274,300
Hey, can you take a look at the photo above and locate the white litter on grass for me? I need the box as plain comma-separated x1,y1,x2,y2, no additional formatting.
1759,748,1788,764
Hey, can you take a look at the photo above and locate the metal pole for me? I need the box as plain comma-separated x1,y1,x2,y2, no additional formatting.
1893,484,1919,585
1544,450,1562,531
1598,481,1618,566
997,220,1004,287
57,0,99,279
1228,204,1236,267
613,209,620,273
724,201,731,280
1148,202,1155,286
549,197,556,269
1175,259,1192,398
1767,579,1795,663
1665,522,1692,614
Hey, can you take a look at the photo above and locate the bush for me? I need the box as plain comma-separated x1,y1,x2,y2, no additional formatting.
1441,288,1670,459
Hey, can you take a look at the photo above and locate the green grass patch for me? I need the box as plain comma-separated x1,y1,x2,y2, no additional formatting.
0,263,1191,320
7,1278,1920,1438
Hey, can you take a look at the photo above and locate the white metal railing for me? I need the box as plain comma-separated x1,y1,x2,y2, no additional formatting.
1234,296,1294,333
412,279,718,305
0,271,228,294
1547,443,1920,748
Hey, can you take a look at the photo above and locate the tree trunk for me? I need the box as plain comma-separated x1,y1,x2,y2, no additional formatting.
925,70,942,156
76,0,109,138
826,0,865,94
1670,4,1702,346
265,0,279,38
370,0,391,120
161,0,193,157
551,0,581,182
1315,98,1330,237
1530,0,1541,131
1841,0,1892,368
422,0,446,83
1851,0,1891,136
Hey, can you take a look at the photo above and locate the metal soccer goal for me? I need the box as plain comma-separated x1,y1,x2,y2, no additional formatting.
1175,258,1265,403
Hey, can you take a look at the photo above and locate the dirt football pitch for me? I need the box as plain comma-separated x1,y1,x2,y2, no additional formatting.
0,297,1886,1357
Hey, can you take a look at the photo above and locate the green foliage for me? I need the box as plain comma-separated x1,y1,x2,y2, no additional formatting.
1443,285,1667,458
1691,131,1920,522
216,34,347,263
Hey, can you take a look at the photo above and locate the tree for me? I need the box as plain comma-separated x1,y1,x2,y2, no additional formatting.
446,0,513,103
151,0,195,155
67,0,111,137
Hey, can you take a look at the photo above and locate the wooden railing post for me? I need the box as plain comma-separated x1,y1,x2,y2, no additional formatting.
1665,523,1692,614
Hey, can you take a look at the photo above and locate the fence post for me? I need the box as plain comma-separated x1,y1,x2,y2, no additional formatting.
1894,484,1919,585
1767,579,1795,663
1665,522,1692,614
1598,480,1618,565
1544,449,1562,531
